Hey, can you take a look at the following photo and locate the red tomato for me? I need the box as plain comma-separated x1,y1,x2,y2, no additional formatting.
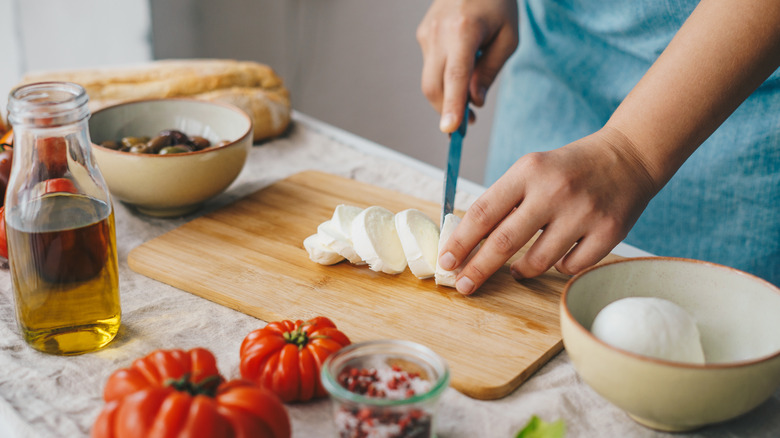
43,178,78,194
0,144,12,207
0,206,6,259
93,348,291,438
240,316,351,402
36,136,68,178
0,129,11,146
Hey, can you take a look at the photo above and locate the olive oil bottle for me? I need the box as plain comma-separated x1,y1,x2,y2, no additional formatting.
6,82,121,355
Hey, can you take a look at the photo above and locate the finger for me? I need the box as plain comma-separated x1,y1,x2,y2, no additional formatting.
470,28,519,107
420,51,447,114
509,220,584,280
455,204,548,295
439,168,528,267
439,43,478,133
554,233,620,276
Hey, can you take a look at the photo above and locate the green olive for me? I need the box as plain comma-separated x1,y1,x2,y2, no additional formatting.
129,144,152,154
100,140,121,150
121,136,150,148
159,145,193,155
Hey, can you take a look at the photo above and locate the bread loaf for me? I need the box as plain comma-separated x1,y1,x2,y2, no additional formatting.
19,59,291,142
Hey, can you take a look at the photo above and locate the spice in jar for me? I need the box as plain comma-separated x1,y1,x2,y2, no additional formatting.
335,365,433,438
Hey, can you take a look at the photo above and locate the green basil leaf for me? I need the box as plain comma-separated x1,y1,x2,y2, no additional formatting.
515,415,566,438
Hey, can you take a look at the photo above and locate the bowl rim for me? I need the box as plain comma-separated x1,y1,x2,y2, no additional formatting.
90,97,253,158
561,256,780,369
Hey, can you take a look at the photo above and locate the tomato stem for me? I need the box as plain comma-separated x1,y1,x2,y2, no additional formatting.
164,374,221,397
282,324,312,350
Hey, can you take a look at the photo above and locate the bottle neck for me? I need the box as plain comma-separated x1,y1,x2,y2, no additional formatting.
7,82,90,129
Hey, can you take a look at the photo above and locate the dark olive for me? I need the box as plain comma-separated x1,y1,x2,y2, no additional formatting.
146,134,173,153
189,136,211,150
121,136,150,148
159,145,193,155
100,140,121,150
159,130,189,145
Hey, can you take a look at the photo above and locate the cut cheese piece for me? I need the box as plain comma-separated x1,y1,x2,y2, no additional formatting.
591,297,706,364
395,209,439,279
330,204,366,265
332,204,363,237
435,214,461,287
351,206,407,274
303,233,344,265
317,220,364,265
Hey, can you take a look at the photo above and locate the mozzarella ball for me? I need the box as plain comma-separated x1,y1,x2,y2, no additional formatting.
591,297,705,364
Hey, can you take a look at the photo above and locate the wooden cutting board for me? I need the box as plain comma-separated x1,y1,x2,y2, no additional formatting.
128,170,596,400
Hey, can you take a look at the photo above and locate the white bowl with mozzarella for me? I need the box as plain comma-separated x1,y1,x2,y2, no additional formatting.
561,257,780,432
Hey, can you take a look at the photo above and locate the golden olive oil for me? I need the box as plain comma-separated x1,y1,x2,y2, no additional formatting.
6,193,120,355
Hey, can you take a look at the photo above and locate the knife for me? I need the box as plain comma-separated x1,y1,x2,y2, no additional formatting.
441,103,469,227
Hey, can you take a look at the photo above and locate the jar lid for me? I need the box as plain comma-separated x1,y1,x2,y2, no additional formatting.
7,81,90,128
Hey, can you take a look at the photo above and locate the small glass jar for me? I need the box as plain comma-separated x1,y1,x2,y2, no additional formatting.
5,82,120,355
321,339,450,438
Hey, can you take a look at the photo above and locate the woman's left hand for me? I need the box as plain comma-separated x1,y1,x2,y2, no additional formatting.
438,127,659,295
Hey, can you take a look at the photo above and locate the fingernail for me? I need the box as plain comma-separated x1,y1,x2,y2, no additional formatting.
510,268,523,281
456,276,475,295
439,113,457,132
477,86,487,104
439,252,457,270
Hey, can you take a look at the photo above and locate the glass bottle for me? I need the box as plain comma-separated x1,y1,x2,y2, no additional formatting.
6,82,121,355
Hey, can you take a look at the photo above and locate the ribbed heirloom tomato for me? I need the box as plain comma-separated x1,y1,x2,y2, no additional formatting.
92,348,291,438
240,316,352,402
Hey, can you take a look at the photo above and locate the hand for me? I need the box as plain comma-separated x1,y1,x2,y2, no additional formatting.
416,0,519,132
437,127,660,294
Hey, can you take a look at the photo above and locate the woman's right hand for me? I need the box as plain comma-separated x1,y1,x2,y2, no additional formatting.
416,0,519,133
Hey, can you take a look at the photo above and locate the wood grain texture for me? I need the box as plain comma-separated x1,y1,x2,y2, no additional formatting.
128,170,613,400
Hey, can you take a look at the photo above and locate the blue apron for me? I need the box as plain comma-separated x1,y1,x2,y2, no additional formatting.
486,0,780,285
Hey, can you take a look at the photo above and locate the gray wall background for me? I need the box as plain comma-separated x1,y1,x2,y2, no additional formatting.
2,0,500,184
150,0,499,184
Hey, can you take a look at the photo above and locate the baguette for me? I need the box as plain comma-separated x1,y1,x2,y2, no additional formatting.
19,59,291,142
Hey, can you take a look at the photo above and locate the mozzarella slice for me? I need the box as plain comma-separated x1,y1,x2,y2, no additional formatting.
303,233,344,265
435,214,461,287
317,220,364,265
395,209,439,279
351,206,408,274
332,204,364,237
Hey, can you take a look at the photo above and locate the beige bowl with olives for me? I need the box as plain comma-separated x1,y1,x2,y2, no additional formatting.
90,98,253,217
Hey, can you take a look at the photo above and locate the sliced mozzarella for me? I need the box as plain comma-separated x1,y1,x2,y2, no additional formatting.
351,206,407,274
435,213,478,287
332,204,364,237
303,233,344,265
317,220,364,265
394,209,439,279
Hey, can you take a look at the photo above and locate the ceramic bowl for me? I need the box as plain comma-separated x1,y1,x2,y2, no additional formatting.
561,257,780,432
89,98,252,217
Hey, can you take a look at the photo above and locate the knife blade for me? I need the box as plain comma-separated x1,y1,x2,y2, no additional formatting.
441,103,469,227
